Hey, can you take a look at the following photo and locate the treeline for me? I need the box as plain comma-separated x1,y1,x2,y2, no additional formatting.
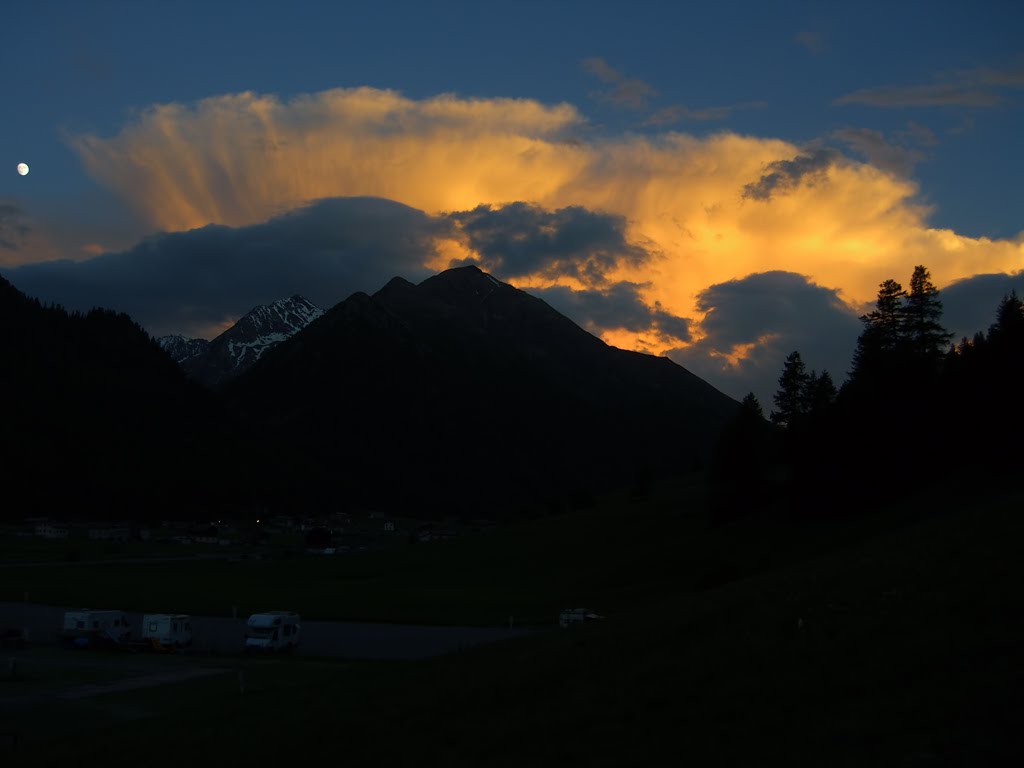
0,275,252,521
711,265,1024,520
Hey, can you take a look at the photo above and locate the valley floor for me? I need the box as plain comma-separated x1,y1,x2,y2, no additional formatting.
2,479,1022,766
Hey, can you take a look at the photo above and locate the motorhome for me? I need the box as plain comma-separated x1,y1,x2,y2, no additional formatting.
559,608,604,628
245,611,301,652
142,614,193,650
60,609,132,646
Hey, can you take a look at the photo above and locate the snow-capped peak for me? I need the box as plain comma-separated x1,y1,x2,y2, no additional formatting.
176,295,324,386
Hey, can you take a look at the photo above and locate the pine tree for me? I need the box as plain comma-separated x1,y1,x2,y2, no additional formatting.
804,370,837,415
903,265,952,363
771,351,810,427
850,279,906,383
709,392,774,522
740,392,765,420
987,291,1024,351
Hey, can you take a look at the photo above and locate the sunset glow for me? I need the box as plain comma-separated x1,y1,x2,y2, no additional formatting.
65,88,1024,365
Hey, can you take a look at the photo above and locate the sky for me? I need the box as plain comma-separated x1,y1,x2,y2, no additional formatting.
2,0,1023,406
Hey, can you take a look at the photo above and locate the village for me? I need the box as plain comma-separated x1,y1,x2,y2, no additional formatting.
1,512,498,563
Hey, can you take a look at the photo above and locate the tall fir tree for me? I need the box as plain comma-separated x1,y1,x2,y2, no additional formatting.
740,392,765,420
903,265,952,363
771,351,810,427
850,278,906,384
987,291,1024,351
804,370,837,414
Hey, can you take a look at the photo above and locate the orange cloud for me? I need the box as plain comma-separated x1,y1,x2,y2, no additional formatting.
69,87,1024,356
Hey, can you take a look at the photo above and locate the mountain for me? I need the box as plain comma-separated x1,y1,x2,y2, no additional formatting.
226,266,738,516
157,334,210,363
177,295,323,386
0,274,250,520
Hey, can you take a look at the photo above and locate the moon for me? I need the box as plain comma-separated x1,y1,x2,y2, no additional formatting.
17,163,29,176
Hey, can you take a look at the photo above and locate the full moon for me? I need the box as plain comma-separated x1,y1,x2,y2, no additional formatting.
17,163,29,176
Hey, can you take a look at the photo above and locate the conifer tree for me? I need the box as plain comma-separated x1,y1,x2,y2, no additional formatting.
740,392,765,420
903,265,952,362
987,291,1024,351
850,279,906,383
804,370,837,414
771,351,809,427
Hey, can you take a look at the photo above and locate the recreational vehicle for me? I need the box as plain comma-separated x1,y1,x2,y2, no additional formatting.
60,609,132,646
142,613,193,650
559,608,604,628
245,611,301,652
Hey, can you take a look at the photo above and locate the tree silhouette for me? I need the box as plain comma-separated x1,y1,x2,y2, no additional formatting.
804,370,837,415
740,392,764,420
987,291,1024,352
850,278,906,385
771,351,810,428
709,392,776,522
903,265,952,365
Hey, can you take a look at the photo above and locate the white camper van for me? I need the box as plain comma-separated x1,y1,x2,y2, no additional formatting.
142,614,193,650
245,611,300,652
61,609,132,646
559,608,604,628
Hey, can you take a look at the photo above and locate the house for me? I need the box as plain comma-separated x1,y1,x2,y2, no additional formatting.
414,524,458,543
35,522,69,539
87,525,131,541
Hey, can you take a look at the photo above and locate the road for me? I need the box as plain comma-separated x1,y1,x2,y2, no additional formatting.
0,602,537,660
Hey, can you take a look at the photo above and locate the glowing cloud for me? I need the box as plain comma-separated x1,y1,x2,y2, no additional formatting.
67,87,1024,375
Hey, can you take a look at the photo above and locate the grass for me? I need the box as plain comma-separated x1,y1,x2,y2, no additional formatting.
0,650,146,696
0,474,918,626
3,480,1023,764
0,534,237,564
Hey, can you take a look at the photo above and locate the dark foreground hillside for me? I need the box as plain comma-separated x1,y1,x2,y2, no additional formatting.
226,266,738,515
0,276,248,520
4,482,1021,766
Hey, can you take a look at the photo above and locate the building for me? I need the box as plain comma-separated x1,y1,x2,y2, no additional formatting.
35,522,69,539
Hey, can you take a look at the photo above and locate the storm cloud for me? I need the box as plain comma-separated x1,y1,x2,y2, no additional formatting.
942,271,1024,342
669,271,862,405
532,282,690,345
62,87,1024,332
446,202,650,286
743,149,841,201
5,197,443,338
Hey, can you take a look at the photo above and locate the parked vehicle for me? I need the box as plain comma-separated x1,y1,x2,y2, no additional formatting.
559,608,604,628
245,611,300,652
142,613,193,650
60,609,132,647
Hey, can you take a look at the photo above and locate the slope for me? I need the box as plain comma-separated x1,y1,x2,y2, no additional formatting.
226,266,737,515
0,275,248,520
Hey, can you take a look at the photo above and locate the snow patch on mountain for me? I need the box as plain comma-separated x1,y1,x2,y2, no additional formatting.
157,334,210,363
177,295,324,385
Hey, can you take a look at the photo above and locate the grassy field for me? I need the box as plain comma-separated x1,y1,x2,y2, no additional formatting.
0,534,207,563
2,480,1022,765
0,474,920,626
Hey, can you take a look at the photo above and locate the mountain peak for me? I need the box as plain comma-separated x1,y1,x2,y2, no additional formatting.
157,334,210,364
176,295,324,386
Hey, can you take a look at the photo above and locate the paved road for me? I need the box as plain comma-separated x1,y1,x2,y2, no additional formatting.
0,602,537,660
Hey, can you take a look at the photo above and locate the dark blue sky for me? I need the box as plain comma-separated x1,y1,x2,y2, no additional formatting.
2,0,1022,403
5,1,1021,235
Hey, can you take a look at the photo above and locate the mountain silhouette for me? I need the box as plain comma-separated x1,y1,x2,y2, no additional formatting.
160,295,324,386
0,274,246,520
226,266,738,515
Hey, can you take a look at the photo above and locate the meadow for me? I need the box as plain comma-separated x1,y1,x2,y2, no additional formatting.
2,477,1022,765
